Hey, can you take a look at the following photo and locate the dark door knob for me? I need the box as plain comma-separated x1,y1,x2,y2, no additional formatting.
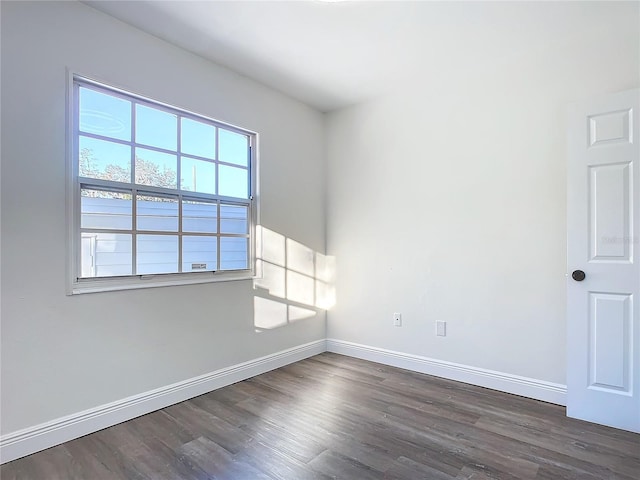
572,270,586,281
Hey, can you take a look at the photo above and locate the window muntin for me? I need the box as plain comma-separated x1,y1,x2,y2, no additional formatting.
71,77,255,290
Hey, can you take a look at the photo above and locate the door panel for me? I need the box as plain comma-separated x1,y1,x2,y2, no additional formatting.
589,292,631,391
567,89,639,433
589,109,631,146
589,163,632,262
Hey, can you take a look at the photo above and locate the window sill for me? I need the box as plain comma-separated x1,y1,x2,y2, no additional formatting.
68,270,254,295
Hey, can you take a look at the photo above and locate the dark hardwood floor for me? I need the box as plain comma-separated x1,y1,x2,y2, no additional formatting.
2,352,639,479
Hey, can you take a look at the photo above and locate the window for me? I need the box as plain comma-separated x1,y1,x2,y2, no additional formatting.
69,76,257,293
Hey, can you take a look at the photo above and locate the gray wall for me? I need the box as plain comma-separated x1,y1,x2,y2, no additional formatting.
3,0,639,441
0,1,326,434
325,2,639,384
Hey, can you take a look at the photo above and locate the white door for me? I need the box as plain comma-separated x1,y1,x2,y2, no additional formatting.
567,89,640,433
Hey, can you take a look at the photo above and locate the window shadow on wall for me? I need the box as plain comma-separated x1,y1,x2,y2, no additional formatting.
253,226,335,331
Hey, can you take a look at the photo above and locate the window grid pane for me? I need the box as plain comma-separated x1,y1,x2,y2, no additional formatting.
136,195,179,232
79,87,131,142
180,156,216,194
81,189,132,230
81,233,132,278
183,200,218,233
79,136,131,183
220,236,249,271
137,234,179,275
75,79,254,281
182,236,218,272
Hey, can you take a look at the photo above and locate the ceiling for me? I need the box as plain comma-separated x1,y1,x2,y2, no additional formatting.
84,1,634,112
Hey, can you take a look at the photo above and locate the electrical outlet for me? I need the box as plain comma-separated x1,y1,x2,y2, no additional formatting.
393,313,402,327
436,320,446,336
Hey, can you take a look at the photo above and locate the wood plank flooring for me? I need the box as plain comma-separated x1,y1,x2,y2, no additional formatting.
2,352,639,479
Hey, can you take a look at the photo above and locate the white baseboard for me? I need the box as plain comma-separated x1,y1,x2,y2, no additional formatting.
0,339,326,465
326,339,566,406
0,338,567,465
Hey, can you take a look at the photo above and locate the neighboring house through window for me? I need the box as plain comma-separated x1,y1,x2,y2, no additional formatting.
68,75,257,293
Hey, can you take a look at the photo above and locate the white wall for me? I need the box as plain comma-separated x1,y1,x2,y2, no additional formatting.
0,1,325,435
326,5,639,385
2,0,638,445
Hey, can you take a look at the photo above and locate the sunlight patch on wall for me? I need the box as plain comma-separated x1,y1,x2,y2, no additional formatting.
253,226,335,330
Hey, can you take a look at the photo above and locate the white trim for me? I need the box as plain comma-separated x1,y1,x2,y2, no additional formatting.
71,270,255,295
0,338,569,465
67,72,259,295
326,339,567,406
0,340,326,465
65,67,78,296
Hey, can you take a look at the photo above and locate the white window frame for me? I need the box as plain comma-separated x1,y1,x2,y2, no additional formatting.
66,72,258,294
